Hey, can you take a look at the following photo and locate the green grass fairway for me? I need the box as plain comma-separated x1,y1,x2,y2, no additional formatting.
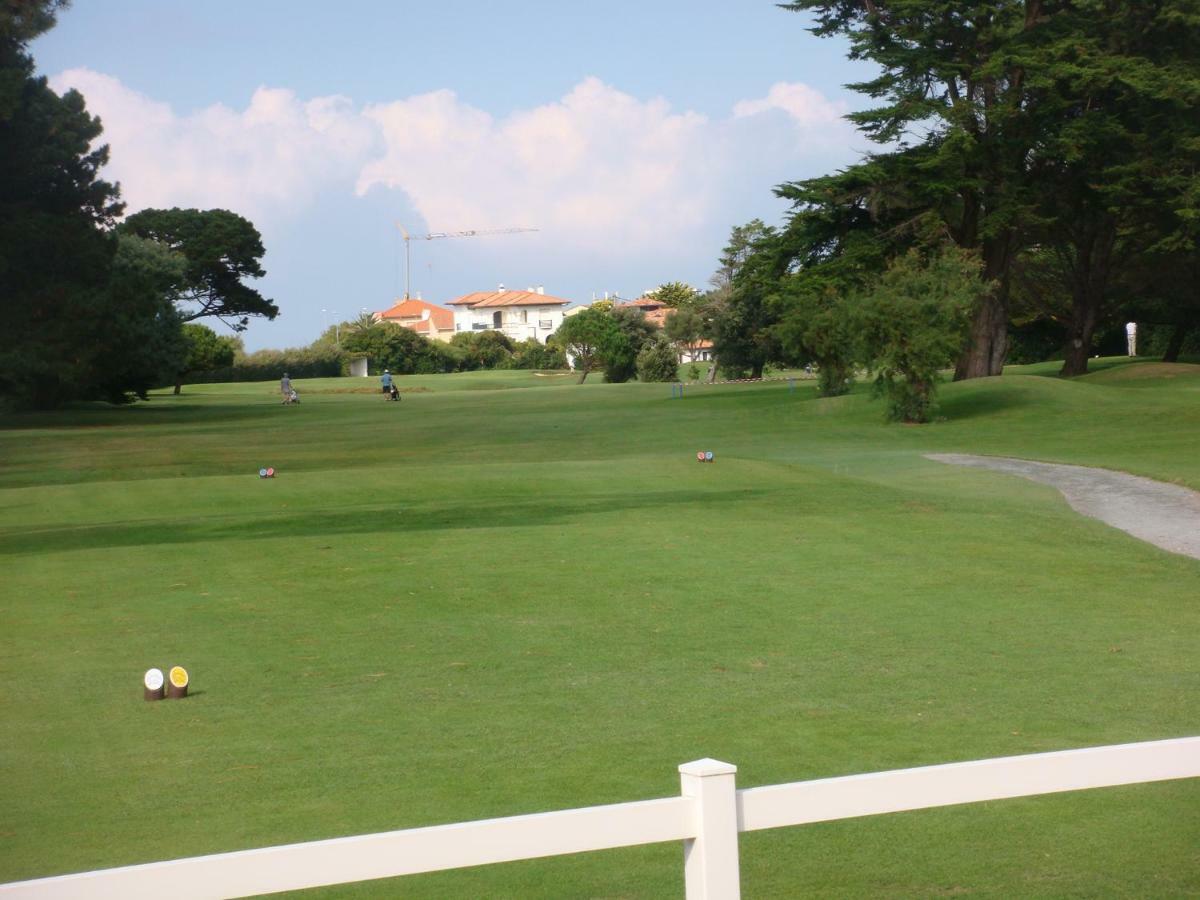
2,362,1199,897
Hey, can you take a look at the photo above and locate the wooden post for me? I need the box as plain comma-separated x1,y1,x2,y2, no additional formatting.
679,758,740,899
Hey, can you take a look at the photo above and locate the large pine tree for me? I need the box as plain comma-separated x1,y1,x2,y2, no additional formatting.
780,1,1200,376
0,1,131,407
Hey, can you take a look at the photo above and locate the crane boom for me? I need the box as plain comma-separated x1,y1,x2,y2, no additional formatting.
422,227,538,241
394,224,539,298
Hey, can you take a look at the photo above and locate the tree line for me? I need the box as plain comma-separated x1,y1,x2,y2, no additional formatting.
0,2,276,409
691,1,1200,421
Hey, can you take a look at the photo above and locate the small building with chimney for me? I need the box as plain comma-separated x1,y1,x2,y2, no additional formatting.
375,298,456,343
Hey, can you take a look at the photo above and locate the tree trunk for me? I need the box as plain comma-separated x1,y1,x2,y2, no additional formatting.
173,377,182,395
1057,221,1114,378
1059,335,1092,377
954,292,1009,379
1058,295,1099,377
577,365,589,385
1162,323,1190,363
750,362,764,379
954,238,1012,380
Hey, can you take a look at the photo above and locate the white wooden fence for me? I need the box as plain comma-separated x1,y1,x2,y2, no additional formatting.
2,736,1197,899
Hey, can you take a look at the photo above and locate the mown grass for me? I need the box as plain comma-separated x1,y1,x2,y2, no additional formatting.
1,360,1198,897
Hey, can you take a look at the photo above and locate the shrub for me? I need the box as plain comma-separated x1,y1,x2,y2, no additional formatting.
343,323,456,374
1139,323,1200,359
1007,319,1063,364
506,339,567,370
189,345,345,383
604,307,652,383
450,330,514,369
637,336,681,382
853,247,980,423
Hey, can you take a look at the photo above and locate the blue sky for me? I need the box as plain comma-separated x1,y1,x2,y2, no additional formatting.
34,1,875,350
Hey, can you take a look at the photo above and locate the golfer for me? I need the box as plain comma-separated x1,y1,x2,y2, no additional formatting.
381,369,393,395
280,372,293,404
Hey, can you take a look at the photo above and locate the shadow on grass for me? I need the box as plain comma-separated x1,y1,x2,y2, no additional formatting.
0,400,278,431
0,487,770,556
673,383,825,404
937,386,1031,420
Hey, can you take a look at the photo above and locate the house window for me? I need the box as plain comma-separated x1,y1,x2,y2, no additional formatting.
519,310,528,323
472,322,489,331
539,320,553,330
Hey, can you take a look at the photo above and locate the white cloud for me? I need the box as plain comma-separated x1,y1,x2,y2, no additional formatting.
49,70,856,258
356,78,715,255
733,81,847,125
49,68,378,222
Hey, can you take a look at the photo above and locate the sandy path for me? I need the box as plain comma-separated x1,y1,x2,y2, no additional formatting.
926,454,1200,561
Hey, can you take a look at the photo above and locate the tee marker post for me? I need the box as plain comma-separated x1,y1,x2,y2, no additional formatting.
143,668,164,701
167,666,189,699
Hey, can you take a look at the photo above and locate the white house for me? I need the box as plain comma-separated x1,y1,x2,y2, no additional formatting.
446,286,570,344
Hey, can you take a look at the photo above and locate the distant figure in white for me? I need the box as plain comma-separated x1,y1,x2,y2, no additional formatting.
1126,322,1137,357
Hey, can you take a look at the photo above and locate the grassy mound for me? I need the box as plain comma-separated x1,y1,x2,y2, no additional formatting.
1,361,1197,896
1081,361,1200,383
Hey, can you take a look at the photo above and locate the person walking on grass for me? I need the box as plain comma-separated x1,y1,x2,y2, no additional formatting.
280,372,293,404
380,369,393,396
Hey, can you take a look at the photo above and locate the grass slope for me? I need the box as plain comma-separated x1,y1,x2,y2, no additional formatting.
1,361,1198,897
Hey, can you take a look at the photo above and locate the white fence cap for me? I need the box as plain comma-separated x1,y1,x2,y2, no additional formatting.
679,759,737,777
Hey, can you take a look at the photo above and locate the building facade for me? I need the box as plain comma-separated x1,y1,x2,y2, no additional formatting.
447,287,570,344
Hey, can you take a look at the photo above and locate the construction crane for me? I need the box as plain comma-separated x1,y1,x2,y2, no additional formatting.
395,224,539,300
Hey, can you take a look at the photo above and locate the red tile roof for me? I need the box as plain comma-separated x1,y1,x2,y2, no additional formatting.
378,298,454,332
447,289,570,308
619,296,670,311
617,297,672,327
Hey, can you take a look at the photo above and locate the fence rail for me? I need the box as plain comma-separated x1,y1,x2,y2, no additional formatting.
3,736,1197,900
737,736,1200,832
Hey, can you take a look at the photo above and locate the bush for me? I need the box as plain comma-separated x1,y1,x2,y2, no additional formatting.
1007,319,1063,364
816,360,854,397
1139,323,1200,358
188,345,345,383
602,342,637,382
603,306,655,383
637,336,681,382
506,339,567,370
343,323,457,375
854,247,980,423
773,282,856,397
450,330,514,369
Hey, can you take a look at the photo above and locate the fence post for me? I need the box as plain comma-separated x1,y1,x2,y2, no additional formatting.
679,758,740,899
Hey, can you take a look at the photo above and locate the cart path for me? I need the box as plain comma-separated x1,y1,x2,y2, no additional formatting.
925,454,1200,561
